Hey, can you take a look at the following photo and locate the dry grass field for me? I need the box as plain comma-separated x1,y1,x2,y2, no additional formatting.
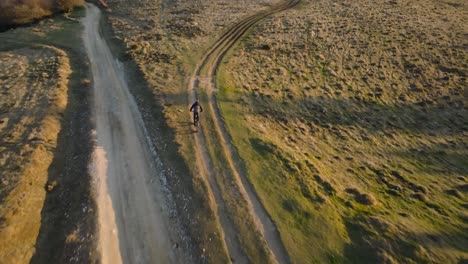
100,0,467,262
216,0,467,262
0,46,70,263
0,11,98,263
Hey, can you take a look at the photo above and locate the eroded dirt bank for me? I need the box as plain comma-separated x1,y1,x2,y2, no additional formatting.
0,46,69,263
1,9,98,263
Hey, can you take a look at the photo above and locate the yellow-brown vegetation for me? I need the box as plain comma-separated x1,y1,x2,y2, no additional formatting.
0,46,70,263
0,0,84,26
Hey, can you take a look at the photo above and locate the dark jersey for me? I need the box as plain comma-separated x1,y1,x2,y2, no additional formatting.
190,102,203,113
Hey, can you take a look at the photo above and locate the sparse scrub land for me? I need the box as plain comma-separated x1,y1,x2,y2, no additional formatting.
1,0,466,262
0,46,70,263
0,0,84,26
0,11,97,263
216,0,467,262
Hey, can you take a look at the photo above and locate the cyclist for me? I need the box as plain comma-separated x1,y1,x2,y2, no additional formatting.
190,99,203,126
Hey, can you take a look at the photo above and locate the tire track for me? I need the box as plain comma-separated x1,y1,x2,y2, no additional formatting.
188,1,300,263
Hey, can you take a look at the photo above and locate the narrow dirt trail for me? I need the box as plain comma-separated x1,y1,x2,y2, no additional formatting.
189,1,300,263
83,4,177,263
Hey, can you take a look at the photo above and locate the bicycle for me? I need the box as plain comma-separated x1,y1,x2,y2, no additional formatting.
190,100,203,131
193,112,199,128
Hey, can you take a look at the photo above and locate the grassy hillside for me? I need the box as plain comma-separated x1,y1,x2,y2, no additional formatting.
216,0,467,262
0,9,97,263
0,0,84,26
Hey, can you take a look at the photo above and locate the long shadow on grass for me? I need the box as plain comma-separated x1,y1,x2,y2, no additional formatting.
344,216,468,263
390,143,468,176
242,95,467,136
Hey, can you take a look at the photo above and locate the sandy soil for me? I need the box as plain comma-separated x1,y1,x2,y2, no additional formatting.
0,46,69,263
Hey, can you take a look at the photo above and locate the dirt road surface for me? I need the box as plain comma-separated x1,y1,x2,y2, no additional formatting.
82,4,176,263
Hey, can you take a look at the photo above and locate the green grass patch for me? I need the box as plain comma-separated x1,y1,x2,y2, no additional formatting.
216,64,349,263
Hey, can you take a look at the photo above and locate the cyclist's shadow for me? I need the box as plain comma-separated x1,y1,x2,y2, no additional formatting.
177,121,198,134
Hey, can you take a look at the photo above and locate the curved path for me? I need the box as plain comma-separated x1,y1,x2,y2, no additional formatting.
188,0,300,263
